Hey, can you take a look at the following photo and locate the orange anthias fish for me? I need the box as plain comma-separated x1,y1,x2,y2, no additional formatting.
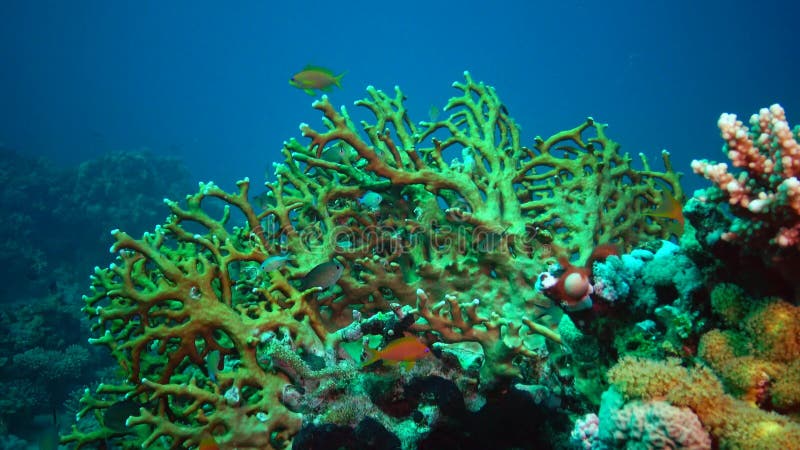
199,433,219,450
289,65,346,95
644,189,684,234
361,336,431,370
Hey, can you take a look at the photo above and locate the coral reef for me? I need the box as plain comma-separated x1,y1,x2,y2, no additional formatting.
571,105,800,449
0,149,192,445
545,239,709,409
0,150,71,294
0,149,192,299
62,73,681,449
56,81,800,449
0,290,101,434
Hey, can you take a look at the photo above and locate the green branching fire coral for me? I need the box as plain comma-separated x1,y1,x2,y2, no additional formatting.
63,73,681,449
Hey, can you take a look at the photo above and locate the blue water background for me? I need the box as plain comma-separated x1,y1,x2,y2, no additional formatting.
1,0,797,194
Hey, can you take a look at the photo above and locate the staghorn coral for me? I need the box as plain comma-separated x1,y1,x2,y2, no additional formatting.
63,74,681,449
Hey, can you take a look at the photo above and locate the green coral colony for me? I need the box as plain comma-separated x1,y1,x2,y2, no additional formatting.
63,73,800,448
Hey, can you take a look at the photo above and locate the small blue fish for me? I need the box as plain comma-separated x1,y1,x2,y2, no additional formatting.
321,141,356,164
206,350,220,384
359,191,383,210
261,254,292,272
429,105,440,121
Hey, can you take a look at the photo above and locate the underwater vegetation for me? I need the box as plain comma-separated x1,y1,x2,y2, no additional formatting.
60,73,800,449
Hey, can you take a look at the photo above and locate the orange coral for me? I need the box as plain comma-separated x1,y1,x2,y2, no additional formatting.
607,357,723,409
699,296,800,413
709,283,753,325
698,330,782,405
697,329,739,369
744,300,800,363
771,360,800,411
607,356,800,448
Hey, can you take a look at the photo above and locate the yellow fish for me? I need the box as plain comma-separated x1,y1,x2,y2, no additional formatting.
644,189,684,234
289,65,346,95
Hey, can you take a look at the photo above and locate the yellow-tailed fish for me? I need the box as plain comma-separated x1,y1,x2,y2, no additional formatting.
644,190,684,234
289,65,346,95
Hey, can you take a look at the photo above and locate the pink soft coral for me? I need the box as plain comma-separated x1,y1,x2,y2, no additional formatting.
607,400,711,449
